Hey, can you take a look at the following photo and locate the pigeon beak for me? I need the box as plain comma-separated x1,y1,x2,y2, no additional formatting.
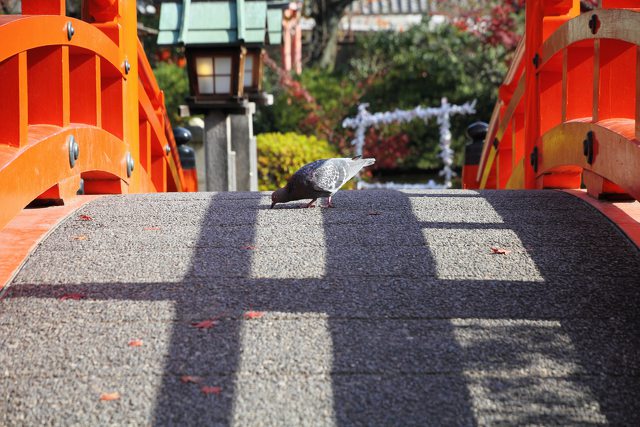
270,201,276,209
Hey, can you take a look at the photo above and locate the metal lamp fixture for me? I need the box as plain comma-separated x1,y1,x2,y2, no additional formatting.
195,55,232,95
185,46,247,109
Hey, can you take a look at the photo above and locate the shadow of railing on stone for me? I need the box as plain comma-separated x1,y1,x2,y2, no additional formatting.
2,190,640,425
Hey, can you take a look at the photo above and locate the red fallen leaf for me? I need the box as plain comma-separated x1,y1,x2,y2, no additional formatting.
244,311,264,320
128,339,143,347
241,245,256,250
99,392,120,401
490,247,511,255
78,214,93,221
143,226,161,231
59,293,85,301
72,235,88,240
180,375,203,384
201,386,222,395
191,319,218,329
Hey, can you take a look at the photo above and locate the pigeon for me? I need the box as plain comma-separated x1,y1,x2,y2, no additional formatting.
271,156,375,208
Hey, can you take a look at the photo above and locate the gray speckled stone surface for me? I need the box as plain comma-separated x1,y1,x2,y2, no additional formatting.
1,189,639,426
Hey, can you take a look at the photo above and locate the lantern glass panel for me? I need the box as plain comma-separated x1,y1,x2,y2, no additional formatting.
243,55,254,87
214,57,232,75
215,76,231,94
195,57,214,94
197,76,214,94
196,57,214,76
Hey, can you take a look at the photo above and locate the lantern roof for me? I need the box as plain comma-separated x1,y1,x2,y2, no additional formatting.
158,0,284,47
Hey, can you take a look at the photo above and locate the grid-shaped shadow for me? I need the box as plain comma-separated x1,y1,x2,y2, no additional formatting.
1,190,639,426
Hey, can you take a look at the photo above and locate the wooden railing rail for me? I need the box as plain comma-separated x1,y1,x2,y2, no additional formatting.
470,0,640,201
0,0,192,231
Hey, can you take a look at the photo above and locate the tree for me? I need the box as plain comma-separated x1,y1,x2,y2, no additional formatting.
0,0,19,14
259,7,526,172
306,0,353,70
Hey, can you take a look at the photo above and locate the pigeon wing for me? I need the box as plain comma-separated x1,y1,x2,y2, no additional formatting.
289,158,375,200
287,159,332,199
310,159,352,194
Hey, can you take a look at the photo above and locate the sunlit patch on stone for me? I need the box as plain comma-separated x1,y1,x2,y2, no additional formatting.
451,318,607,425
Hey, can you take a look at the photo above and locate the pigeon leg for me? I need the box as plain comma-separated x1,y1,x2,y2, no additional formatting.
303,199,317,208
326,196,335,208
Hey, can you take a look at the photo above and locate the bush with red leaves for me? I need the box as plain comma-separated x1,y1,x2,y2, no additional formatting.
362,128,411,170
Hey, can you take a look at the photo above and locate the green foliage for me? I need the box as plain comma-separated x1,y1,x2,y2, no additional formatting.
257,132,340,191
254,67,308,135
255,65,360,142
257,17,518,173
348,17,513,169
152,62,190,126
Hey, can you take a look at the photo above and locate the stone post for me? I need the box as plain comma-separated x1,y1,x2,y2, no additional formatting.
204,111,236,191
230,102,258,191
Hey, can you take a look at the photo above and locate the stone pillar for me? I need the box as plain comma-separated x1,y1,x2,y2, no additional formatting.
204,111,236,191
230,102,258,191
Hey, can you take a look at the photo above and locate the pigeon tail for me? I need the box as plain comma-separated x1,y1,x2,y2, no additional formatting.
360,158,375,167
346,157,375,178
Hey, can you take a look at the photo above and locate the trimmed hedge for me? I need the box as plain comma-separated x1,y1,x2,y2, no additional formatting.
257,132,341,191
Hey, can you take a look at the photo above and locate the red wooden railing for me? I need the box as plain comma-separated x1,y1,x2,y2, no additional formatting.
0,0,194,231
468,0,640,201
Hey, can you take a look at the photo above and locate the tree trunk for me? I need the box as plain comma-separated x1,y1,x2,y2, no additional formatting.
307,0,352,70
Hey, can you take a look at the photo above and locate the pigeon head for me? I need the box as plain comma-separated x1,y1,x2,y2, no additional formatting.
270,187,288,208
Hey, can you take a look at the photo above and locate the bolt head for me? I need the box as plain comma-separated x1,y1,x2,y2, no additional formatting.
68,135,79,168
589,14,599,34
126,152,134,177
124,59,131,75
66,22,75,41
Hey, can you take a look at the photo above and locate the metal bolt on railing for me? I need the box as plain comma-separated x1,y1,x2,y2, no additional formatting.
589,14,600,35
583,131,595,165
126,152,134,177
66,21,75,41
68,135,79,168
530,146,539,173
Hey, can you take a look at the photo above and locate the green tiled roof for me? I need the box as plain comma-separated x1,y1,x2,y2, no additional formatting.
158,0,283,46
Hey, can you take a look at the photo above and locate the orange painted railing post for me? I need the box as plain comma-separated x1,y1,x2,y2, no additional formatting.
523,1,544,190
21,0,65,15
474,0,639,201
524,0,580,189
0,0,194,231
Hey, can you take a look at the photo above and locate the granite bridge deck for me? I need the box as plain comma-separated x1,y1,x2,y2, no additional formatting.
1,189,639,425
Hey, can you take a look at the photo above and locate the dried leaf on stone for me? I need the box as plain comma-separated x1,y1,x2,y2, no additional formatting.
99,392,120,401
78,214,93,221
241,245,256,250
59,293,86,301
191,319,218,329
244,311,264,320
180,375,203,384
490,247,511,255
201,386,222,395
128,339,143,347
72,235,88,240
